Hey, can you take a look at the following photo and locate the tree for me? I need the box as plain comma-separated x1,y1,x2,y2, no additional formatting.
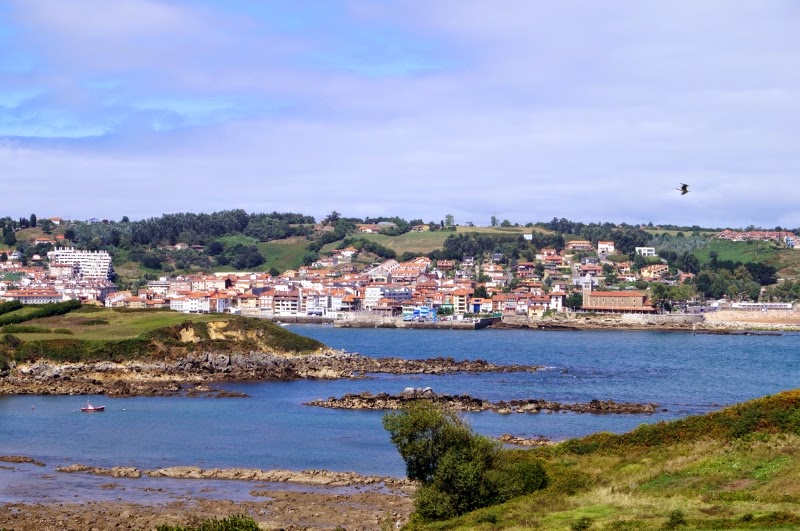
473,285,489,299
40,219,55,234
322,211,341,225
268,267,280,277
0,252,6,263
121,216,130,223
565,292,583,311
29,214,37,228
490,215,498,227
383,401,548,521
500,219,511,227
444,214,454,227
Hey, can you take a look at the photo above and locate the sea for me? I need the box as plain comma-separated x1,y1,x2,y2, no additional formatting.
1,326,799,502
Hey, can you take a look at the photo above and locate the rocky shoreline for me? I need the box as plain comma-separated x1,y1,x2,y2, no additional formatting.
305,388,661,414
54,463,415,490
0,454,416,530
0,351,542,396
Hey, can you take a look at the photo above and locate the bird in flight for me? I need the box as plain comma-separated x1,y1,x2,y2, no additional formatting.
677,183,689,195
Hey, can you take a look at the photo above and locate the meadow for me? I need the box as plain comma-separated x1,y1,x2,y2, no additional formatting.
408,391,800,530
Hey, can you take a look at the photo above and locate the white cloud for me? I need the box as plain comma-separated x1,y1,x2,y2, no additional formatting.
1,1,799,228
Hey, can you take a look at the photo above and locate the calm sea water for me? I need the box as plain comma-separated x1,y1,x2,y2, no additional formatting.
2,327,799,491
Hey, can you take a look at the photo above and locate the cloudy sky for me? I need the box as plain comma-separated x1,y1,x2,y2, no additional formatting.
1,1,798,228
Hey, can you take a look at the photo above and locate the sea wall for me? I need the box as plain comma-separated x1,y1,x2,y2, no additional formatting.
621,314,704,326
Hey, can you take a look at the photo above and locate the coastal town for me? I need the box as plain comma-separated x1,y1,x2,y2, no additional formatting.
1,219,795,322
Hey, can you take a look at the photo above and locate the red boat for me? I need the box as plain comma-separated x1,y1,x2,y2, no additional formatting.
81,402,105,412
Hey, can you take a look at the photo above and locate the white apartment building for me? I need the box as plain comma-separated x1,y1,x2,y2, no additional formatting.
635,247,657,257
364,285,412,310
47,247,114,281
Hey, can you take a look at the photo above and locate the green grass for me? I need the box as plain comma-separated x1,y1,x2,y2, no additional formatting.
404,390,800,530
23,308,231,340
321,226,551,257
694,240,780,265
1,307,324,364
691,240,800,278
255,237,310,272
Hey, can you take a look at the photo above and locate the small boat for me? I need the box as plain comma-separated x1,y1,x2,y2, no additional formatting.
81,402,105,412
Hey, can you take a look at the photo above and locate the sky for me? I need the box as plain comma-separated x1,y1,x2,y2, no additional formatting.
1,1,799,228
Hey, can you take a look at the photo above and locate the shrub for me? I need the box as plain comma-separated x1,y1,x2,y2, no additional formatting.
0,300,23,316
384,401,548,521
1,325,52,334
0,300,82,326
663,510,686,529
490,459,549,501
571,516,593,531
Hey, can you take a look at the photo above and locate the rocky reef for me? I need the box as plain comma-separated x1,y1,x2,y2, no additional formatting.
306,388,661,414
0,352,542,396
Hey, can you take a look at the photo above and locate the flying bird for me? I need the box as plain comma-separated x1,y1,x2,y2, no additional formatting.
677,183,689,195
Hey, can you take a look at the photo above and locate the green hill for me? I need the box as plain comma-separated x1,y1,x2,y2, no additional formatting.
0,306,323,366
406,390,800,530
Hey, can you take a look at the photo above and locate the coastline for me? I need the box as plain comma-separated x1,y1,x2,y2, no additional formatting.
0,350,541,396
0,456,414,530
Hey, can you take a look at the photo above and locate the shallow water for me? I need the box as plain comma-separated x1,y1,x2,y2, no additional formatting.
2,327,799,502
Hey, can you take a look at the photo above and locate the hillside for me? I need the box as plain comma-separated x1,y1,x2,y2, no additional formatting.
407,390,800,530
0,306,324,366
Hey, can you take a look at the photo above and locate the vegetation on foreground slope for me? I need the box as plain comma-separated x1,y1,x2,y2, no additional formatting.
395,391,800,530
0,305,323,367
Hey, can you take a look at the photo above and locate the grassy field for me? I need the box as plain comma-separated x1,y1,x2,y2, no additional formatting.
320,226,550,257
0,306,323,361
691,240,800,277
6,307,232,341
256,237,310,272
408,390,800,530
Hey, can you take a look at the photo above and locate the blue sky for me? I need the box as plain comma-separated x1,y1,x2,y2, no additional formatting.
1,0,799,228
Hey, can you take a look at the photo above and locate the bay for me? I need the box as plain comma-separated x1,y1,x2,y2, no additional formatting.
2,327,799,487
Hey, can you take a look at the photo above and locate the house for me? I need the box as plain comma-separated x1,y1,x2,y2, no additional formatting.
640,264,670,280
410,225,429,232
582,284,655,313
565,240,593,251
635,247,656,257
597,241,615,254
357,224,381,233
2,289,63,304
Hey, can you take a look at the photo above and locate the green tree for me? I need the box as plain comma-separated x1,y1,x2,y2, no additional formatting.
40,219,55,234
490,215,498,227
500,219,511,227
473,285,489,299
268,267,280,277
29,213,37,228
383,402,473,483
565,291,583,310
383,402,548,521
444,214,454,227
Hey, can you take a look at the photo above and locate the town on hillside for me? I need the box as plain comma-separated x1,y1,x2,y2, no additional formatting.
1,213,797,320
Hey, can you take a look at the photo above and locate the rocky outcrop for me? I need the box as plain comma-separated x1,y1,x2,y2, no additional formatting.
306,388,661,414
56,464,142,478
54,463,414,489
0,351,541,396
0,455,45,466
497,434,556,446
